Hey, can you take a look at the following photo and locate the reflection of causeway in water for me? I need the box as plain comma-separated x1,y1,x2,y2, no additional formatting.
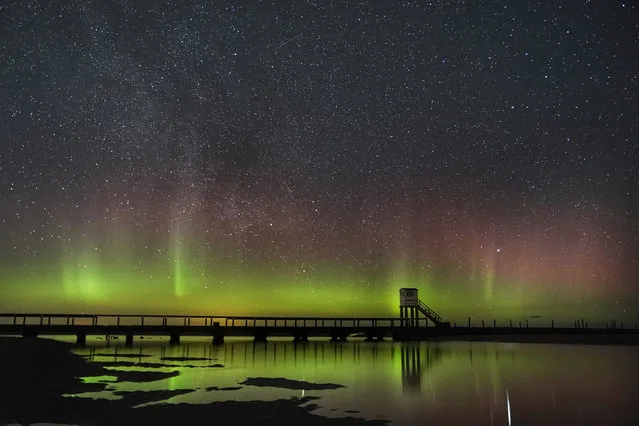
221,341,392,368
400,344,445,394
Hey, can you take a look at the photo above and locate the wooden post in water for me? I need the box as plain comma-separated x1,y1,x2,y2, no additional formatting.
468,317,471,327
551,320,554,328
493,319,496,328
509,319,512,328
482,320,484,328
526,319,529,328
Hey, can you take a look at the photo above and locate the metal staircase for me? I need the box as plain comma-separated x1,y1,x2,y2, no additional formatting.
417,299,443,325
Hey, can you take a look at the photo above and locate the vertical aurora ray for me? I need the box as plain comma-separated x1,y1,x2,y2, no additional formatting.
170,224,187,298
483,246,496,304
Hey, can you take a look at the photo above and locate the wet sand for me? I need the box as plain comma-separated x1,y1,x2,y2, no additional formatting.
0,336,388,425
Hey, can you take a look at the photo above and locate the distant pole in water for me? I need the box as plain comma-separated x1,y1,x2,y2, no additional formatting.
506,390,512,426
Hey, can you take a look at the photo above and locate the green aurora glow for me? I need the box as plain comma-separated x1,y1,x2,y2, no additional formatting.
2,238,632,325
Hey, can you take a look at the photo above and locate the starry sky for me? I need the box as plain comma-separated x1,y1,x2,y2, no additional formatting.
1,1,637,324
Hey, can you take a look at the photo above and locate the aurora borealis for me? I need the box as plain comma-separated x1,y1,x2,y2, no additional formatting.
1,1,637,324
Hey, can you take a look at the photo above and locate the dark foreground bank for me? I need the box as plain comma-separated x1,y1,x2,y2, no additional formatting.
0,337,388,426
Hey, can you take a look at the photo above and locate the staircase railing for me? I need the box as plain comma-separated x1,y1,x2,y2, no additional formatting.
417,300,442,324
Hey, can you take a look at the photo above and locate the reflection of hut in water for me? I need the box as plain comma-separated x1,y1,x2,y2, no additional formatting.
400,344,445,394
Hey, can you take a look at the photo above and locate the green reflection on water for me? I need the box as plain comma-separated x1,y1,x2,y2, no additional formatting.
67,337,639,425
81,375,118,383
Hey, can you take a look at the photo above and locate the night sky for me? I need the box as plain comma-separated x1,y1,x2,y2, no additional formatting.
1,1,637,324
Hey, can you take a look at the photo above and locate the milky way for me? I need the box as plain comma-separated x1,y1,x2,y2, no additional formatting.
1,1,637,324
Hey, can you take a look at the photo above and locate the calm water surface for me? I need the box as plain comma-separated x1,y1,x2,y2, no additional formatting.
56,336,639,426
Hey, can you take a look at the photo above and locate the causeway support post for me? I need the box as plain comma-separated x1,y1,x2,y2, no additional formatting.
169,332,180,345
212,321,224,344
76,332,86,345
254,331,268,342
212,333,224,345
330,333,347,342
293,333,309,342
21,328,39,338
